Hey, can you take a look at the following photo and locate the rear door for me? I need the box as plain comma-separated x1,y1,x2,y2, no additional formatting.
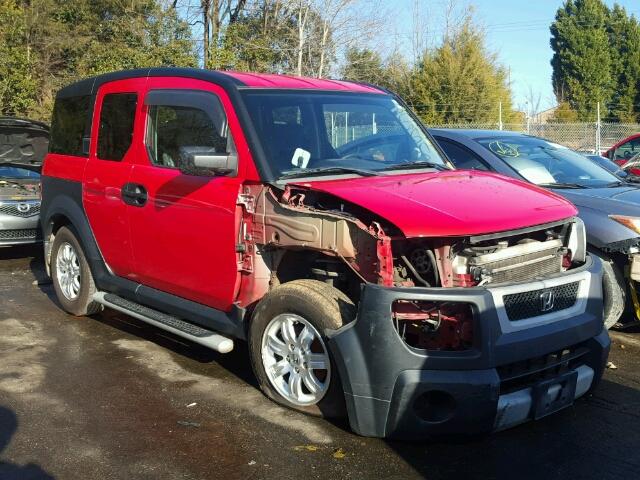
83,79,146,277
126,78,247,311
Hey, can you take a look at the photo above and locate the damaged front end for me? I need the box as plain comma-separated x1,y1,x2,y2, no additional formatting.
234,179,605,439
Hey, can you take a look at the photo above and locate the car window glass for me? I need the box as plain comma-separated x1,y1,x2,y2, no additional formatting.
436,138,489,171
477,136,620,187
241,91,447,179
49,95,91,156
0,166,40,178
145,99,230,169
97,93,137,161
614,138,640,161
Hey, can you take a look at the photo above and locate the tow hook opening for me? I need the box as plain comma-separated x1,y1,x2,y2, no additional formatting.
413,390,457,423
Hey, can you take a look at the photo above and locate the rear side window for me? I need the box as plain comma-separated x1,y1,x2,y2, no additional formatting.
97,93,137,161
436,138,489,171
49,95,92,156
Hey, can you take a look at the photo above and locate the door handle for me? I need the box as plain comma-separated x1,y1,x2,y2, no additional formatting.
121,183,148,207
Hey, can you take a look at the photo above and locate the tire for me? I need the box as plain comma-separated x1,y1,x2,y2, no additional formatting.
51,226,101,316
249,279,355,418
600,255,626,330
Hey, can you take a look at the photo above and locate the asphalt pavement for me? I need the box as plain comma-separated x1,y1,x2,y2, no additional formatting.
1,245,640,480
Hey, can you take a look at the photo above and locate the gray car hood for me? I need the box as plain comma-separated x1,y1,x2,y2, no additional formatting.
556,186,640,249
0,117,49,169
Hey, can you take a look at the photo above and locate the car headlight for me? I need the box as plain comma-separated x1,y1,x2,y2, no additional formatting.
610,215,640,235
568,217,586,264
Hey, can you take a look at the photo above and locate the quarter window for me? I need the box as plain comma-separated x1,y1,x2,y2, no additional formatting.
49,95,92,157
97,93,137,161
145,91,231,169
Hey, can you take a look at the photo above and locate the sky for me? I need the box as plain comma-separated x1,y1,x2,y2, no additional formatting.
392,0,640,113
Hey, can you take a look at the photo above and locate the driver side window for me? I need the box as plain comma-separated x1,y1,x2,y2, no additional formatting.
145,90,232,169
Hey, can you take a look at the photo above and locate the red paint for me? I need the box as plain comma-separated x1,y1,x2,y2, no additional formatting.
124,77,251,311
222,71,384,93
605,133,640,174
605,132,640,159
41,154,87,182
83,78,147,277
292,170,577,238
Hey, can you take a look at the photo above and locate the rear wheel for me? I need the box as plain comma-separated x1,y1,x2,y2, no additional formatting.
249,279,355,417
51,226,101,316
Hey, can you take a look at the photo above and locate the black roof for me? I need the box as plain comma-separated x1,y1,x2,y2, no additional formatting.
57,67,245,99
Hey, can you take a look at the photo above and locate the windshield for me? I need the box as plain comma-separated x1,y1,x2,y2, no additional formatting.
477,136,620,188
0,166,40,179
241,91,448,180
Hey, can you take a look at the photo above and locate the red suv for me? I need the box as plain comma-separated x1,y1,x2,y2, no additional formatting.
41,68,609,439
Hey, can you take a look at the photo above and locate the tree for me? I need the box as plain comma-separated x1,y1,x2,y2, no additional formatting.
408,16,515,125
548,101,579,123
0,0,37,116
550,0,615,121
0,0,197,120
606,4,640,122
342,47,387,85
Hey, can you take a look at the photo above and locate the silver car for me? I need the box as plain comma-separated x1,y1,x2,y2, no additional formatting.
0,117,48,246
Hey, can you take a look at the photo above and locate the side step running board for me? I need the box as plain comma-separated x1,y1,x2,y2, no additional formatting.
92,292,234,353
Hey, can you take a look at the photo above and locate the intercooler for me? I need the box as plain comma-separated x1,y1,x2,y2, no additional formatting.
466,239,564,284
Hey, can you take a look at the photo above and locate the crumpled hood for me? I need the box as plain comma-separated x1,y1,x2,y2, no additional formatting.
0,117,49,169
292,170,577,237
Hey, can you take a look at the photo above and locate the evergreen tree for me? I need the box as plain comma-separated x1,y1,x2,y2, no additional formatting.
606,4,640,122
408,18,515,125
550,0,615,121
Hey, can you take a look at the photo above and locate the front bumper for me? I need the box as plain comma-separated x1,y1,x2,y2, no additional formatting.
0,211,41,245
327,255,610,439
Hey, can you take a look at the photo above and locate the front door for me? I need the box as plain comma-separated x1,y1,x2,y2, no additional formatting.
126,78,245,311
83,79,146,277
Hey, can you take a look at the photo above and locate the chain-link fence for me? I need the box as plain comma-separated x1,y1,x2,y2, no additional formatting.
429,122,640,153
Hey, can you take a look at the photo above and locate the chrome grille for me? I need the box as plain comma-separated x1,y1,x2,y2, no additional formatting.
503,281,580,321
0,229,38,240
0,201,40,218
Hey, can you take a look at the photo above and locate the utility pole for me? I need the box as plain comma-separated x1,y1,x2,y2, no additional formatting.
596,102,601,154
498,101,503,131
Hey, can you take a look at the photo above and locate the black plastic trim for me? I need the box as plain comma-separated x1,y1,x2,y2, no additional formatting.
40,175,247,339
327,255,607,438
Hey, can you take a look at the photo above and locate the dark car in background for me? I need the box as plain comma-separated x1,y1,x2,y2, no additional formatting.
430,129,640,329
0,117,48,245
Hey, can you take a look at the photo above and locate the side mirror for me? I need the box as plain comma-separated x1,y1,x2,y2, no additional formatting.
178,146,237,176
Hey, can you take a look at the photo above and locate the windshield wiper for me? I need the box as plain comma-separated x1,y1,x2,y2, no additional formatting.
279,166,379,179
537,182,588,189
381,160,449,171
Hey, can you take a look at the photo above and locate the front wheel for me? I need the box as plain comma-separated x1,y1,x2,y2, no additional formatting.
249,279,355,417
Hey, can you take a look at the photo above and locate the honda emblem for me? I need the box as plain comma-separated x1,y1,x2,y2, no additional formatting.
540,290,555,312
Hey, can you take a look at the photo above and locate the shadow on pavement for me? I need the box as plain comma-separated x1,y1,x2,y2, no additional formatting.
90,308,260,388
0,406,55,480
383,378,640,480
